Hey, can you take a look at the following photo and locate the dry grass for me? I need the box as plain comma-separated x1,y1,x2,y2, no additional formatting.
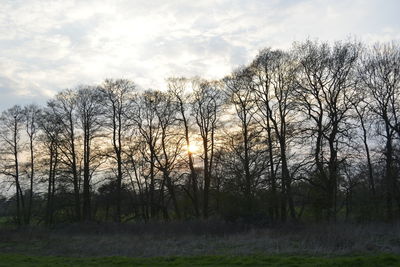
0,221,400,257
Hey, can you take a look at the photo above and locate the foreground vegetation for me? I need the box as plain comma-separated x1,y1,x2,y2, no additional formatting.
2,222,399,266
1,254,400,267
1,222,400,257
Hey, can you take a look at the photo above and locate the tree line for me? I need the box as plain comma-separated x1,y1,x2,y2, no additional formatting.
1,40,400,225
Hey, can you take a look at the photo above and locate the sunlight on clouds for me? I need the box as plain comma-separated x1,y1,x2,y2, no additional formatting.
204,58,232,79
102,16,166,43
39,88,57,98
14,88,32,96
364,27,400,43
0,0,399,109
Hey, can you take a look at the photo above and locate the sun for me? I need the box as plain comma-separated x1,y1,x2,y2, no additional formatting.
187,143,198,154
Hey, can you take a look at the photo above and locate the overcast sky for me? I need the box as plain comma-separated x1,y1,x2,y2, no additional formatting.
0,0,399,110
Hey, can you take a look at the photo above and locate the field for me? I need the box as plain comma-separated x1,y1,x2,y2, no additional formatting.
1,222,400,266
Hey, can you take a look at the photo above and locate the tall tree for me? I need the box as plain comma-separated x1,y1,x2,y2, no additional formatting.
168,77,200,217
359,43,400,220
23,104,40,224
351,92,375,198
153,90,183,219
294,40,360,221
76,86,103,221
38,109,62,225
252,49,299,221
223,68,265,212
0,105,25,225
48,90,82,221
99,79,136,222
192,79,223,218
131,90,162,219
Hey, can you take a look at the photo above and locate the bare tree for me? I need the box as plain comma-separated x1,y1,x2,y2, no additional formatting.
153,90,184,219
48,90,82,221
23,104,40,224
99,79,136,222
76,86,103,221
359,43,400,220
131,90,162,219
192,79,223,218
38,108,62,225
252,49,299,221
132,90,184,219
0,105,26,225
168,77,200,217
223,68,266,212
351,91,375,197
293,40,360,221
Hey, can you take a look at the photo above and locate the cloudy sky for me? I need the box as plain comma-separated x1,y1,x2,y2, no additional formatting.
0,0,399,110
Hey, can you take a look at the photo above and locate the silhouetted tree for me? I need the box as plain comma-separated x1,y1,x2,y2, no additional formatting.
76,86,103,221
223,67,265,213
192,79,223,218
252,49,299,221
99,79,136,222
23,104,40,224
359,43,400,220
168,77,200,217
48,90,82,221
0,105,25,225
38,108,62,225
293,40,360,221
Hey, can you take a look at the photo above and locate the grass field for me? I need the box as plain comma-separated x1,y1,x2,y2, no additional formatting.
1,222,400,266
1,254,400,267
1,222,400,257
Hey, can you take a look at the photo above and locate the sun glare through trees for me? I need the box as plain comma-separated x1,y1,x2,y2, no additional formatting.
187,143,199,154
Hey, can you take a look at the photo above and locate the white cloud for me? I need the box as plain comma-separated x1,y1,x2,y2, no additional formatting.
0,0,399,109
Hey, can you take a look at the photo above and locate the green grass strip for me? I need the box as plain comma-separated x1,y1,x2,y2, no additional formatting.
0,254,399,266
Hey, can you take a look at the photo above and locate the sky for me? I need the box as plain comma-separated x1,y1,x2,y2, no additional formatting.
0,0,399,110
